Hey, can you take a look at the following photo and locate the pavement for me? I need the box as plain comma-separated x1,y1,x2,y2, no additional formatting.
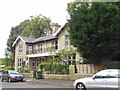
25,78,74,88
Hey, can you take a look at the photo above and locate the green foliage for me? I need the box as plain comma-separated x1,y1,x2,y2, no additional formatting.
2,66,14,70
55,47,76,65
67,2,120,64
21,14,51,38
2,49,14,66
39,63,69,74
39,63,50,70
7,20,30,52
101,61,120,69
6,14,52,67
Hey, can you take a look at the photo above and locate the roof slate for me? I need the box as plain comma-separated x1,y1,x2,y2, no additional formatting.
33,35,57,43
20,35,57,44
20,36,36,43
12,23,66,46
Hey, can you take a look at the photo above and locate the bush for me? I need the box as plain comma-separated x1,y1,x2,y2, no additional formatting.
39,63,69,74
101,61,120,69
2,66,14,70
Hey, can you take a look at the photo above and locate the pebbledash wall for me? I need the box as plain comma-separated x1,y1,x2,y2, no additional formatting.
22,64,106,80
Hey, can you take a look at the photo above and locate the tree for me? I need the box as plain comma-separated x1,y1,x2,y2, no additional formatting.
2,49,13,66
50,47,77,65
7,20,30,52
6,14,52,67
21,14,51,38
67,2,120,64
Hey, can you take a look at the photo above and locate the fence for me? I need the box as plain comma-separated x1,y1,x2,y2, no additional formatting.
76,64,106,74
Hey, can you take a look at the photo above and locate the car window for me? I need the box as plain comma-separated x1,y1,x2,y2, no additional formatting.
94,71,109,79
109,72,120,78
2,71,8,74
9,70,19,74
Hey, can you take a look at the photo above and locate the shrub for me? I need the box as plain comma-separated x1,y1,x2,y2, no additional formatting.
2,66,14,70
39,63,69,74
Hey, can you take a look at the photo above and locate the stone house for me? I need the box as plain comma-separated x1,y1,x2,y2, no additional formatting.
12,23,83,71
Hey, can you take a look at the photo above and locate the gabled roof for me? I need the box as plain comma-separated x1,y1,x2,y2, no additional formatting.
12,23,66,47
12,36,36,47
53,23,66,36
20,36,36,43
12,35,57,47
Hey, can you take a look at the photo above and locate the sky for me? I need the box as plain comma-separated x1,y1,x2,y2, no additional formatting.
0,0,73,58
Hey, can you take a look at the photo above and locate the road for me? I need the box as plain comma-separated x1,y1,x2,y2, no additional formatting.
0,80,74,90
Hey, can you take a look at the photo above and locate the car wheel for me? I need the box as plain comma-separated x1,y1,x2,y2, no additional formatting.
76,83,86,90
21,79,23,82
1,78,3,82
8,78,12,82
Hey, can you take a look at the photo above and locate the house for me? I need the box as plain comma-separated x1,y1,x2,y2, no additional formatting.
12,23,83,71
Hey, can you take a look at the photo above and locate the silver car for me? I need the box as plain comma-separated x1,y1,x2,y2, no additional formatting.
73,69,120,90
1,70,24,82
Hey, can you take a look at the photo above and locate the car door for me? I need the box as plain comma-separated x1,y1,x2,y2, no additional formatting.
2,71,9,80
89,71,109,88
107,71,120,88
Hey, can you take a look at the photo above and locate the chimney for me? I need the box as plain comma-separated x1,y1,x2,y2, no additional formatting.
51,23,61,35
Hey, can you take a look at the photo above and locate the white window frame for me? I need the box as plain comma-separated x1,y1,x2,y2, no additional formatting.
18,58,23,67
65,35,69,47
18,45,23,53
28,45,33,53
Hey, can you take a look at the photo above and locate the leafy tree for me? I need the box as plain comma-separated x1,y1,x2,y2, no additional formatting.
6,15,52,67
50,47,77,65
7,20,30,52
2,49,14,66
21,14,51,38
67,2,120,64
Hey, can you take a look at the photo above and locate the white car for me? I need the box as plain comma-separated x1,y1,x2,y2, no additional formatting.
73,69,120,90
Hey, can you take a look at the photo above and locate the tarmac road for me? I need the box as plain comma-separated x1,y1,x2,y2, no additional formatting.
0,80,74,90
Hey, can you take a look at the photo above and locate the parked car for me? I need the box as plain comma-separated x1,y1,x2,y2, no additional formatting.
0,70,2,78
1,70,24,82
73,69,120,90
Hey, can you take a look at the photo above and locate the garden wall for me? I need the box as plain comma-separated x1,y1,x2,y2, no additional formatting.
22,64,106,80
76,64,106,74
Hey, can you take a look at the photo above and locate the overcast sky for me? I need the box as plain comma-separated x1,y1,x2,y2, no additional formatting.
0,0,73,58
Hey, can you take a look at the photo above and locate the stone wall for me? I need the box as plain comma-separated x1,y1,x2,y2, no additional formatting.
22,72,34,78
43,74,70,80
22,64,106,80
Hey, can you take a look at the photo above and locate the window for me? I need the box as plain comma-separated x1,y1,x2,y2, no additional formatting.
73,53,76,60
28,45,33,53
18,45,23,53
55,41,58,49
65,35,69,47
109,72,120,78
68,53,76,60
94,71,109,79
38,43,42,53
36,59,40,67
52,41,54,46
32,61,35,67
68,53,76,65
18,58,23,66
52,40,58,50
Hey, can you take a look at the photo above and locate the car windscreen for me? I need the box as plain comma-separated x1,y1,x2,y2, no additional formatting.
9,71,19,74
